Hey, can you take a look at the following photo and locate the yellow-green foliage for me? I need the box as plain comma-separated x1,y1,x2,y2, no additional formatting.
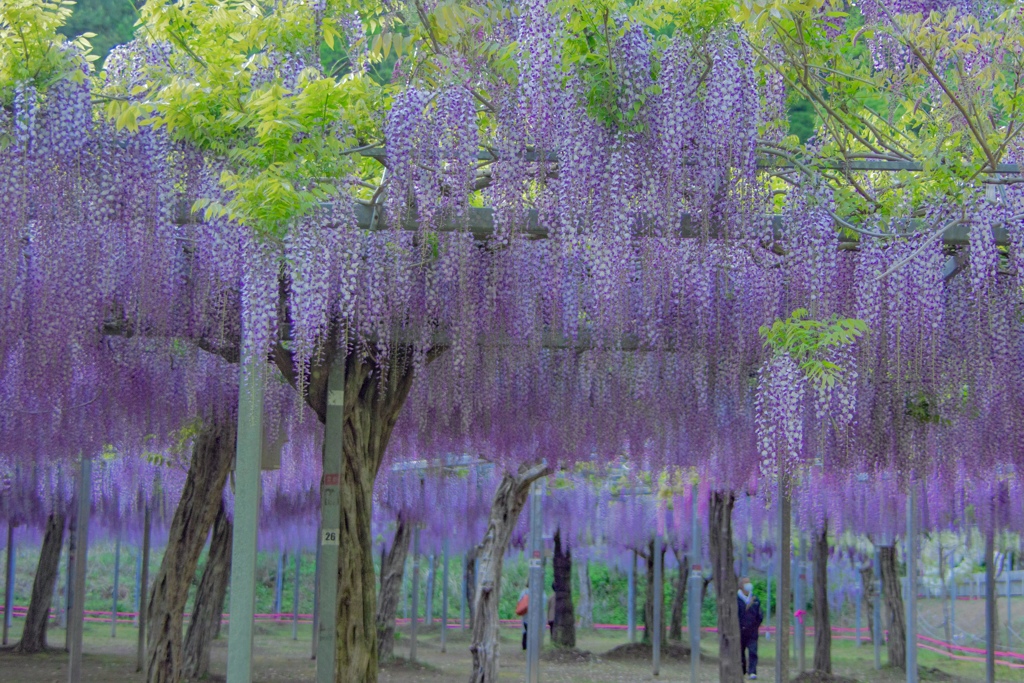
0,0,93,103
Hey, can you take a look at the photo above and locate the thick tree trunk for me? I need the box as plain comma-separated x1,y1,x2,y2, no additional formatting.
669,546,689,642
879,545,906,670
146,419,236,683
641,540,666,645
376,514,412,661
468,463,551,683
577,560,592,629
15,512,64,653
709,490,742,683
860,564,875,643
326,354,417,683
181,500,232,680
551,528,575,648
812,521,832,674
464,546,477,630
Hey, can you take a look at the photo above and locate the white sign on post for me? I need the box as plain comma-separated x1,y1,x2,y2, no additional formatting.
322,529,340,546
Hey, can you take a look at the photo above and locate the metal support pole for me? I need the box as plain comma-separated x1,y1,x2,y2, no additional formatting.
526,480,545,683
907,484,919,683
111,534,121,638
873,549,882,670
652,533,662,677
950,551,957,644
1008,568,1013,650
275,551,285,616
774,480,792,683
856,593,862,647
410,527,420,662
441,541,449,653
225,359,266,683
402,560,409,621
425,555,434,626
460,553,467,631
311,534,321,660
795,551,805,673
136,505,151,672
986,522,996,683
315,360,345,682
68,456,92,683
133,550,141,627
292,551,301,641
689,484,701,683
766,564,772,641
63,521,73,636
627,551,636,643
3,522,14,645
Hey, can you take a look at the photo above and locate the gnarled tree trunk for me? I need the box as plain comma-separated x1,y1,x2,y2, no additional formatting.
709,490,741,682
15,511,64,653
860,563,875,643
272,324,438,682
879,545,906,670
641,539,666,645
813,520,831,674
468,463,551,683
181,499,233,680
327,351,417,683
376,514,412,661
146,418,236,683
669,546,689,642
551,528,575,648
464,546,477,630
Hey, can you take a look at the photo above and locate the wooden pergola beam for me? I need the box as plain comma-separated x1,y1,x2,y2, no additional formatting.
349,203,1010,246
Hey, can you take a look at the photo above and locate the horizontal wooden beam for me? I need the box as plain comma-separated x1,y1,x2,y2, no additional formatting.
350,203,1009,246
357,147,1023,174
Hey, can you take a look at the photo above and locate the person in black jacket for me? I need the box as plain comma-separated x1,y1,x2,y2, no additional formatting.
737,576,763,679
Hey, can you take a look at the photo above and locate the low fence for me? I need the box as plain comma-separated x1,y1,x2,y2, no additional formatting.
4,604,1024,669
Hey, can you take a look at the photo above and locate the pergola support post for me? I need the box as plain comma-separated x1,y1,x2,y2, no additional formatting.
873,549,882,670
274,551,285,617
3,522,15,646
460,553,467,631
225,360,266,683
311,533,320,660
795,547,806,673
67,456,92,683
907,483,919,683
985,494,997,683
689,483,701,683
652,532,662,677
136,505,151,672
774,475,791,683
292,551,301,641
525,479,544,683
627,551,636,643
111,534,120,638
856,592,862,647
409,527,420,663
315,360,344,681
441,541,449,653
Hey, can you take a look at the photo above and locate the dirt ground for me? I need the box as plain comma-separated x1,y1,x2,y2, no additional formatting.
1,616,1021,682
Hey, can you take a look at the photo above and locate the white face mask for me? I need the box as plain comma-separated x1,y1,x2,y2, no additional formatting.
744,583,754,594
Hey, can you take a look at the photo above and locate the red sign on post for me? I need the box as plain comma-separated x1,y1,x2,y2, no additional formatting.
324,473,339,486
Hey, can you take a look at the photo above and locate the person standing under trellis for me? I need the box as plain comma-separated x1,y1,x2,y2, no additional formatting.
738,577,764,679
